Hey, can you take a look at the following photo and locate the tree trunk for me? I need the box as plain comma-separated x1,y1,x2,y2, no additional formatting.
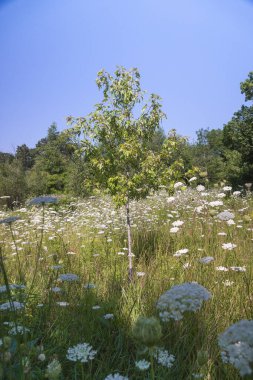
126,199,133,281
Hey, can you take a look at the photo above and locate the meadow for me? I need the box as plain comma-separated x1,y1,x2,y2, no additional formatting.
0,186,253,379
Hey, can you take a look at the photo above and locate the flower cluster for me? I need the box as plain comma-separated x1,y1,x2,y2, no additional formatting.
104,374,128,380
218,320,253,376
157,282,211,321
66,342,97,363
58,273,79,282
217,211,235,221
0,301,24,311
154,348,175,368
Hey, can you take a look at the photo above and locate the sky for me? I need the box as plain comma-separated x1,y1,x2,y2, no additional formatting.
0,0,253,153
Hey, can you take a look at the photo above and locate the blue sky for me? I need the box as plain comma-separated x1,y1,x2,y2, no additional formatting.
0,0,253,153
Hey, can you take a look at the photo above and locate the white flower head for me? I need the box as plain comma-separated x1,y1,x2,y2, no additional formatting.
104,374,128,380
58,273,79,282
222,243,237,251
217,211,235,221
173,248,189,257
157,282,211,321
218,320,253,376
154,348,175,368
66,343,97,363
135,359,150,370
196,185,205,192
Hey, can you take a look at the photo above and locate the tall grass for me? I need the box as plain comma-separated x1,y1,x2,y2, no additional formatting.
0,189,252,379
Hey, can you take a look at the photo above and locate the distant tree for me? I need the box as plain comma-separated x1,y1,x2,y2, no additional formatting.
223,71,253,183
0,160,28,205
67,67,185,280
16,144,34,170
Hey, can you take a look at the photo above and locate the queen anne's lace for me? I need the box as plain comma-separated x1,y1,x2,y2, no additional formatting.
218,320,253,377
66,343,97,363
157,282,211,321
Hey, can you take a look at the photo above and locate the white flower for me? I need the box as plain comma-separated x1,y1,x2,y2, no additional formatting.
196,185,205,192
51,287,62,293
136,272,145,277
173,248,189,257
222,243,237,251
209,200,223,207
217,193,226,198
218,320,253,376
104,374,128,380
28,196,58,205
172,220,184,227
167,196,175,203
92,305,101,310
157,282,211,321
66,343,97,363
174,182,184,189
189,176,197,182
199,256,214,264
58,273,79,282
103,313,114,320
0,301,24,311
154,348,175,368
215,266,229,272
223,186,232,192
9,325,30,335
233,191,241,196
230,266,246,272
170,227,179,233
217,211,235,221
135,359,150,370
227,219,235,226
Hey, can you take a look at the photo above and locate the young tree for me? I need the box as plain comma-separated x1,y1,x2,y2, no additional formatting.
67,67,184,280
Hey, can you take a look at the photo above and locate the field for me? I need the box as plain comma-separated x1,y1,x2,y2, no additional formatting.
0,187,253,379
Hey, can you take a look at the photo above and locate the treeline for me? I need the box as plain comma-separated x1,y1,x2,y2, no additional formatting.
0,72,252,205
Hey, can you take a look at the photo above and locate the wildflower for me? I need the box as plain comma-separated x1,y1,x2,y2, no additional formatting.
8,325,30,335
136,272,145,277
222,280,234,286
196,185,205,192
0,216,20,224
46,359,62,380
0,301,24,311
217,193,226,198
222,243,237,250
167,196,175,203
28,196,58,205
154,348,175,368
92,305,101,310
189,176,197,182
227,219,235,226
38,353,46,361
103,313,114,319
233,191,241,196
172,220,184,227
104,374,128,380
199,256,214,264
173,248,189,257
230,266,246,272
183,262,191,269
58,273,79,282
218,319,253,376
56,302,69,306
174,182,184,189
51,265,63,270
170,227,179,233
223,186,232,192
157,282,211,321
209,200,223,207
215,266,229,272
51,287,62,293
135,359,150,370
217,211,235,221
66,343,97,363
0,284,25,293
